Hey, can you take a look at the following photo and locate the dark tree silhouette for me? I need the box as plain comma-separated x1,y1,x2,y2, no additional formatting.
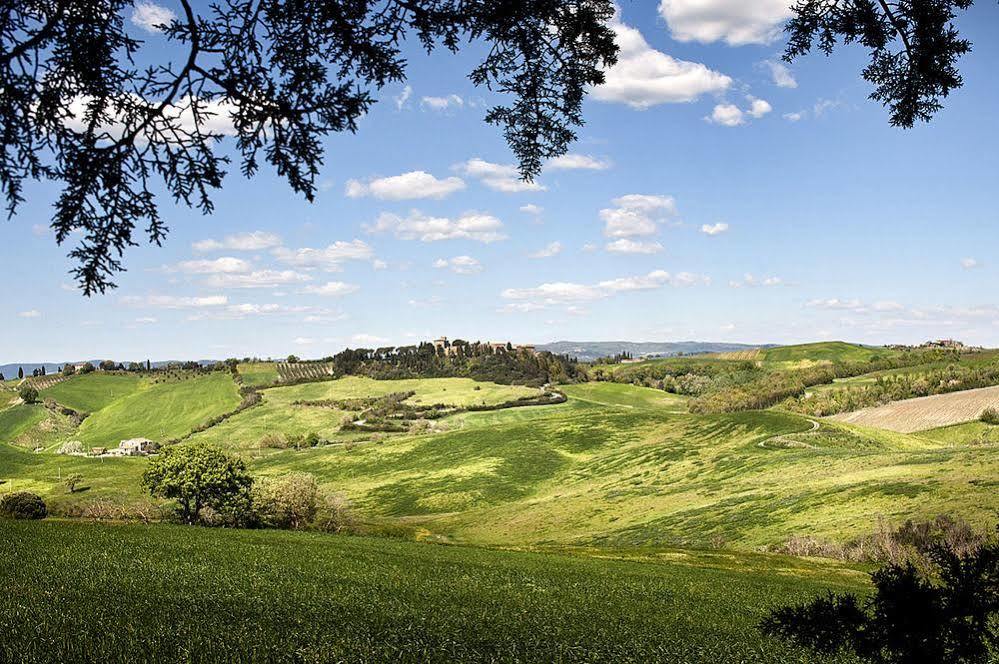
1,0,618,294
761,538,999,663
785,0,980,128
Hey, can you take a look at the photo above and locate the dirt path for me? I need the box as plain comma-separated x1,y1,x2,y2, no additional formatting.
759,418,821,449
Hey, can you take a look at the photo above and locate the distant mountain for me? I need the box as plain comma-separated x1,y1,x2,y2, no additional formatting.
0,359,218,380
536,341,773,362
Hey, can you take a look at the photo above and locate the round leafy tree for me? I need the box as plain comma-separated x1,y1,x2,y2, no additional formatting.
0,492,47,520
142,443,253,525
18,385,38,404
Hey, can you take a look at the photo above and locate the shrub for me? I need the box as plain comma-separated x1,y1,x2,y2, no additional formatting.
18,385,38,404
253,473,320,530
315,490,355,533
259,434,288,449
0,492,47,519
980,407,999,425
57,440,84,455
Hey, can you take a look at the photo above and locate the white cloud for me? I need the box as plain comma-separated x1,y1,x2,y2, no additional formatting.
293,337,316,346
350,333,389,346
272,240,374,271
766,61,797,88
131,1,176,33
593,14,731,109
806,298,867,312
433,256,483,274
193,231,282,252
708,103,744,126
365,210,506,243
174,257,252,274
302,281,360,297
529,242,563,259
961,257,979,269
520,204,544,216
454,158,545,193
135,317,157,324
421,94,463,111
701,222,729,235
344,171,466,200
120,295,228,309
783,111,804,122
18,310,41,318
204,270,313,289
546,154,612,171
708,98,770,125
747,97,772,118
599,194,677,238
394,85,412,110
605,239,664,254
372,259,388,270
658,0,793,46
501,269,707,309
729,273,783,288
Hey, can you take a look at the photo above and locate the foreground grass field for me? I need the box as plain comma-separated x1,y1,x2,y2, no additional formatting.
0,520,866,663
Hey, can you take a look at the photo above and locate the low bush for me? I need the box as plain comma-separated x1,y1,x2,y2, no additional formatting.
980,407,999,425
0,492,47,520
57,440,84,455
18,385,39,404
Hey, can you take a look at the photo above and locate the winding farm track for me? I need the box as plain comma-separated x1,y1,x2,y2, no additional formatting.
759,418,821,449
828,385,999,433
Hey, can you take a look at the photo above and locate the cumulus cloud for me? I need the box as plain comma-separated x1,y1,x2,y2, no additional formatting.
546,154,612,171
783,111,804,122
605,239,663,254
708,97,770,126
805,298,867,312
729,273,783,288
501,269,707,310
120,295,228,309
433,256,482,274
454,158,546,193
272,240,375,271
529,242,563,259
592,15,731,109
350,333,389,346
766,61,797,88
961,257,979,269
520,204,543,216
173,257,252,274
365,210,506,243
204,270,313,289
18,309,41,318
131,1,176,33
344,171,465,200
658,0,793,46
421,94,463,111
600,194,677,238
394,85,412,110
701,222,729,235
302,282,360,297
193,231,281,252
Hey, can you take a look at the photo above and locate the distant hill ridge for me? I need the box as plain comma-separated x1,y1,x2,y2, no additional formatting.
0,360,218,380
536,341,775,362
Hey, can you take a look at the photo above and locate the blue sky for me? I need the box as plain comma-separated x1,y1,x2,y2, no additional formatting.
3,1,998,362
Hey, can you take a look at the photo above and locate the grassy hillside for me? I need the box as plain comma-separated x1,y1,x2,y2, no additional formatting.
0,520,866,663
0,404,46,443
4,376,999,552
237,361,279,387
761,341,894,366
40,373,142,413
76,372,241,446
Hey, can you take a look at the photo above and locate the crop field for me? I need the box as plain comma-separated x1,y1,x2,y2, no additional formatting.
712,348,763,361
828,384,999,432
759,341,900,368
236,361,279,387
276,361,336,382
40,373,142,413
0,520,867,663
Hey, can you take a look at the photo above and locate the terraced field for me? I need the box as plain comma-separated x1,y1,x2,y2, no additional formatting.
40,373,142,413
236,362,279,387
829,385,999,432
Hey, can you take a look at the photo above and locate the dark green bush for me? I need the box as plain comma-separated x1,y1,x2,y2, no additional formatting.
980,408,999,425
0,492,47,519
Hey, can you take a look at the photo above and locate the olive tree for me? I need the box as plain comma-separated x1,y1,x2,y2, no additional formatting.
142,443,253,525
